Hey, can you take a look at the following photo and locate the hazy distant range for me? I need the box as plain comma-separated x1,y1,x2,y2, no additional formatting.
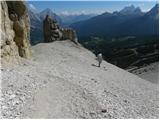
28,4,159,44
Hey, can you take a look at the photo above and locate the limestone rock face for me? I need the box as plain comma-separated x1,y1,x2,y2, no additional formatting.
43,15,78,44
61,28,78,44
43,15,62,42
1,1,31,63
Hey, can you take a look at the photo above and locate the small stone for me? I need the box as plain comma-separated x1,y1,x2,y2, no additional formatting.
113,94,117,97
43,80,47,84
7,90,13,95
12,100,20,106
144,69,147,72
8,84,13,88
123,99,129,103
15,91,20,95
9,94,16,100
19,96,25,102
23,63,27,66
89,112,96,117
26,95,31,99
0,97,5,101
7,101,11,105
2,113,7,116
107,114,112,118
101,109,107,113
2,105,8,110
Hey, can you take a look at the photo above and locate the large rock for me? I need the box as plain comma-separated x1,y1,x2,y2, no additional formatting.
61,28,78,44
43,15,62,42
43,15,78,44
1,1,31,64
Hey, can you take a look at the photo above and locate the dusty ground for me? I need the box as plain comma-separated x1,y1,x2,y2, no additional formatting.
1,40,159,118
129,62,159,84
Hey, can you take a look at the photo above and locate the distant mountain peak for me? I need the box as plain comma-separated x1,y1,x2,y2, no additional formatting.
40,8,54,15
145,4,159,19
26,3,38,13
119,5,142,15
39,8,60,21
154,3,159,8
149,3,159,13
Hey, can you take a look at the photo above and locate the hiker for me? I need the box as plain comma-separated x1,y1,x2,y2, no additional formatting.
97,53,103,67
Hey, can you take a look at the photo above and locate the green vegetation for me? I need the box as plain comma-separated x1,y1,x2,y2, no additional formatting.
79,35,159,69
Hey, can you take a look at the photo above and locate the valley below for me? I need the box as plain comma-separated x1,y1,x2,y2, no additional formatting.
80,35,159,69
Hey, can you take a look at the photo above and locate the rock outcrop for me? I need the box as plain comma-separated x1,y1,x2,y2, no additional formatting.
1,1,31,63
61,28,78,44
43,15,78,44
43,15,62,42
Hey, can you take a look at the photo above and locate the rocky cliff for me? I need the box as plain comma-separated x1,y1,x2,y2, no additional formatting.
1,1,31,63
43,15,78,44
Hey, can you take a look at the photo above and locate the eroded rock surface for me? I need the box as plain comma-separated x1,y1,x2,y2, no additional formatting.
43,15,62,42
1,1,31,64
61,28,78,44
43,15,78,44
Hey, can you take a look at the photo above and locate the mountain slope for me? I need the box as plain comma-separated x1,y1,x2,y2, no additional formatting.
29,10,41,29
59,14,96,27
115,4,159,36
119,5,142,15
70,4,158,37
38,8,62,24
1,40,158,118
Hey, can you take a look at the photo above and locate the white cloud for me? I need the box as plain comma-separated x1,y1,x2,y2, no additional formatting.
61,11,70,15
60,10,86,16
59,10,102,16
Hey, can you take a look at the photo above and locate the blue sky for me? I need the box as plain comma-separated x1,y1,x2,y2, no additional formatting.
27,1,158,15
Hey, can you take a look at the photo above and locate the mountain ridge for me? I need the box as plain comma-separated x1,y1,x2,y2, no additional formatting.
119,5,142,15
70,4,159,37
38,8,62,24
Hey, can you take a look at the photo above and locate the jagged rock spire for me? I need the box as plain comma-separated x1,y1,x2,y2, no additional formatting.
43,14,62,42
43,14,78,44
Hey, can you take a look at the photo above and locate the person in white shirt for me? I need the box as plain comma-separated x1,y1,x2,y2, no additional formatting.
97,53,103,67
